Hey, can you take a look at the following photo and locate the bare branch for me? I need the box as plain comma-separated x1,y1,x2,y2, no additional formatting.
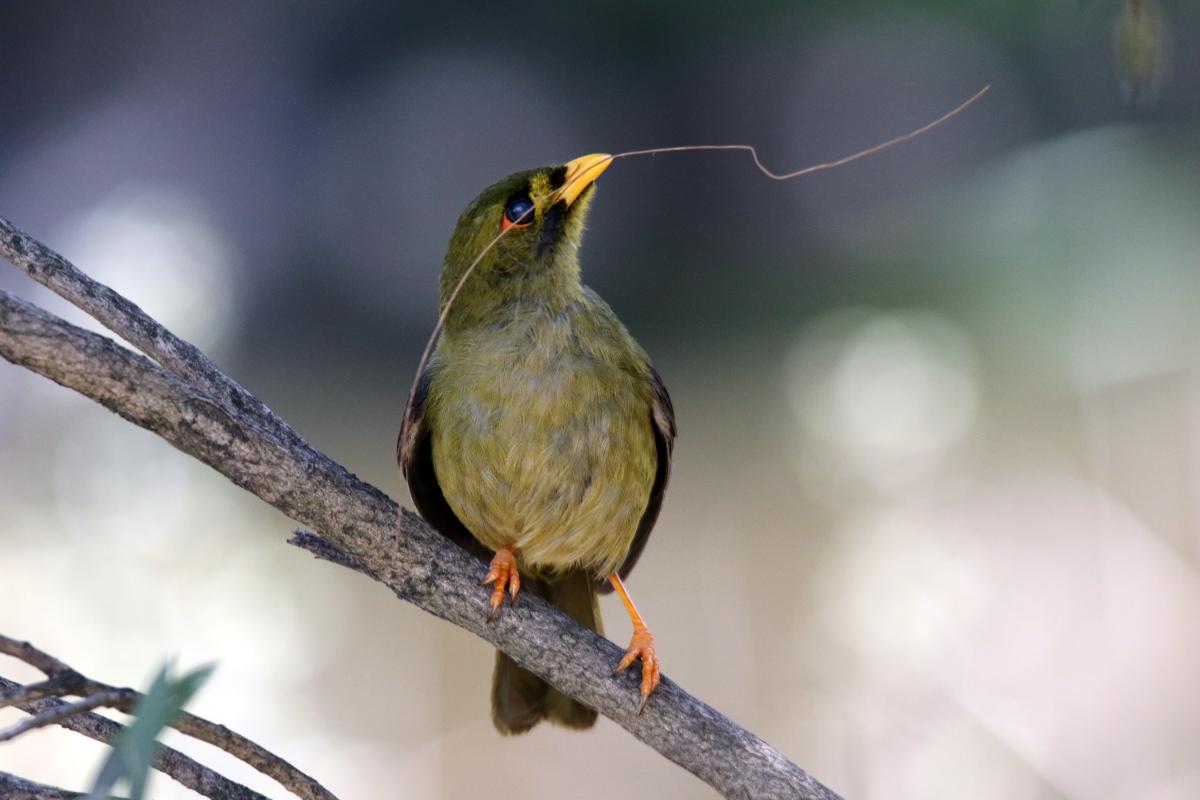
0,769,127,800
0,677,271,800
0,673,85,709
0,217,844,800
0,636,337,800
0,216,302,453
0,636,72,676
0,689,128,742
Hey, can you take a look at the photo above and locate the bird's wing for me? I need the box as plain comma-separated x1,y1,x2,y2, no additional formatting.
601,367,676,590
398,366,493,562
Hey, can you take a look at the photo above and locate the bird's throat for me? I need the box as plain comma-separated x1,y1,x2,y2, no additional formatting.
441,253,583,333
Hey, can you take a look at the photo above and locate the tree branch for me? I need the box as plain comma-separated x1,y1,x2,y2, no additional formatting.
0,677,270,800
0,769,127,800
0,690,127,742
0,216,303,452
0,635,335,800
0,673,85,709
1,216,843,800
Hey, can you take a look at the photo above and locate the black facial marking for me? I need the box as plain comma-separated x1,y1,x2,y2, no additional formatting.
537,202,566,256
549,166,567,190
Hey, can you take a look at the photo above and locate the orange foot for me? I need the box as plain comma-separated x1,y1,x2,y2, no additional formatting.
481,545,520,621
609,573,662,713
615,623,661,713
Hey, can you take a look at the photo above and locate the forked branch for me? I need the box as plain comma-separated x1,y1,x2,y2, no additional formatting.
0,635,334,800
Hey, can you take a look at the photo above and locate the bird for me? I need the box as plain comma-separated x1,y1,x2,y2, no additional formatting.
398,153,675,734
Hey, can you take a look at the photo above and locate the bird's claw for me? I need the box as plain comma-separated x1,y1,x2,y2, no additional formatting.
614,624,660,713
481,546,520,621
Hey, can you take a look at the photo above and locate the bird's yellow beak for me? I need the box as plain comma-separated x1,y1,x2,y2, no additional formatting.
551,153,612,208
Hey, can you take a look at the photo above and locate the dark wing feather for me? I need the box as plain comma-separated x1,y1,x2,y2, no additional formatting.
398,366,493,563
600,367,676,591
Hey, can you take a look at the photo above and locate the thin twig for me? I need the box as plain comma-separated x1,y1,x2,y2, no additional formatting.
0,635,337,800
0,672,85,709
0,219,844,800
168,709,337,800
0,690,127,742
0,636,71,676
0,676,271,800
610,85,991,179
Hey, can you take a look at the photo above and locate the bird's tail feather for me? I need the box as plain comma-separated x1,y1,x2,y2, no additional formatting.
491,570,601,734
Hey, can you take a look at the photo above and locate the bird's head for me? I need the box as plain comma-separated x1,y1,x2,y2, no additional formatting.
439,153,611,329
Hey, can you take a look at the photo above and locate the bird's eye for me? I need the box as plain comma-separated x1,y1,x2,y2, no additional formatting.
502,195,534,231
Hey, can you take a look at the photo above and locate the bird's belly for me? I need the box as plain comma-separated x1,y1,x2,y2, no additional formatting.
430,365,655,576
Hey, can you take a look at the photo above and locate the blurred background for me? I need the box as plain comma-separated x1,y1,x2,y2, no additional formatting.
2,2,1198,798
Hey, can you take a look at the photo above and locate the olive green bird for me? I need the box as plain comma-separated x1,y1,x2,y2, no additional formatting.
398,154,675,733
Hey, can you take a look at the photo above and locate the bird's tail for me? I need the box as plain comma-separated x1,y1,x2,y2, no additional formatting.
491,570,601,734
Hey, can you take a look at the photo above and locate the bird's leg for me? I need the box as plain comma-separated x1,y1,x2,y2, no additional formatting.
609,573,661,713
481,544,521,621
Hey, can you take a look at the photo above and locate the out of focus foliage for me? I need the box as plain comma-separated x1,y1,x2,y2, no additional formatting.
86,664,212,800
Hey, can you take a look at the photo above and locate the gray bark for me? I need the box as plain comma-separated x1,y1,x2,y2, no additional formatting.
1,216,844,800
0,769,126,800
0,676,270,800
0,635,335,800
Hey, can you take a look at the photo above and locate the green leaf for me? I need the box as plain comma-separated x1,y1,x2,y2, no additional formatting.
85,662,215,800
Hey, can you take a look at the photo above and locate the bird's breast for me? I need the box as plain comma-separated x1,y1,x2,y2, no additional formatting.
427,317,656,575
